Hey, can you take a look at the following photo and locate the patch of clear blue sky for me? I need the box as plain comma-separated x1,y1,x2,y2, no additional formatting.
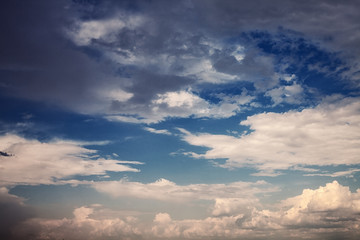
243,30,352,95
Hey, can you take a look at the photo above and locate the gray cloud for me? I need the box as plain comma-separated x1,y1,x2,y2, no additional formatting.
1,0,360,122
0,188,34,240
0,1,118,114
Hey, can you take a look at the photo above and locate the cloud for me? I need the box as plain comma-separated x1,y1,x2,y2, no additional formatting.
265,82,304,106
1,0,360,123
0,187,34,240
192,0,360,83
91,178,276,202
280,181,360,225
179,96,360,174
143,127,172,135
14,205,142,240
212,198,256,217
67,13,145,46
150,181,360,239
108,89,254,123
230,181,360,236
304,169,360,178
7,181,360,240
0,134,142,186
148,181,360,239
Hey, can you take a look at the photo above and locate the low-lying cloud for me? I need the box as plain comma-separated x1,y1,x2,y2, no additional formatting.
8,181,360,240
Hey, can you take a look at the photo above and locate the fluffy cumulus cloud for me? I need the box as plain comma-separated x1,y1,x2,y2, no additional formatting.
135,181,360,239
0,134,142,186
10,182,360,240
13,205,142,240
180,96,360,175
279,181,360,227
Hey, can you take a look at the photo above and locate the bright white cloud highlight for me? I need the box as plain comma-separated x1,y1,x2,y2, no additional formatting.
0,134,142,186
179,97,360,175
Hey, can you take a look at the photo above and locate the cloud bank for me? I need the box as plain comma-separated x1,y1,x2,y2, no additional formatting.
8,181,360,240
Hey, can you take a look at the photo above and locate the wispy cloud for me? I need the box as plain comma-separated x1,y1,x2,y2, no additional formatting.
143,127,172,135
304,169,360,177
91,178,276,202
0,134,142,186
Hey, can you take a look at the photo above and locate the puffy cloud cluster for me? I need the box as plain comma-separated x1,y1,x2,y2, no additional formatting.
148,181,360,239
180,97,360,175
14,205,141,240
280,181,360,227
0,134,142,186
13,181,360,240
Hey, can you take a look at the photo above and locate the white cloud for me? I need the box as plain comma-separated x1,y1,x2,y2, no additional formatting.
108,89,254,123
304,169,360,177
287,181,359,210
0,134,142,186
106,115,153,124
149,181,360,238
212,198,256,217
153,90,207,108
15,205,141,240
67,14,145,46
265,82,304,105
179,97,360,174
91,178,276,202
8,182,360,240
143,127,172,135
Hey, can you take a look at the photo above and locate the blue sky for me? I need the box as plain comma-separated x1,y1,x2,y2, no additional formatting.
1,0,360,239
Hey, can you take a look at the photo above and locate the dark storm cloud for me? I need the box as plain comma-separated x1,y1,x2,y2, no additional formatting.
0,0,120,113
0,188,35,240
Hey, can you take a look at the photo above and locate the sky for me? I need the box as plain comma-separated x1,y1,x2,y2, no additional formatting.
1,0,360,239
